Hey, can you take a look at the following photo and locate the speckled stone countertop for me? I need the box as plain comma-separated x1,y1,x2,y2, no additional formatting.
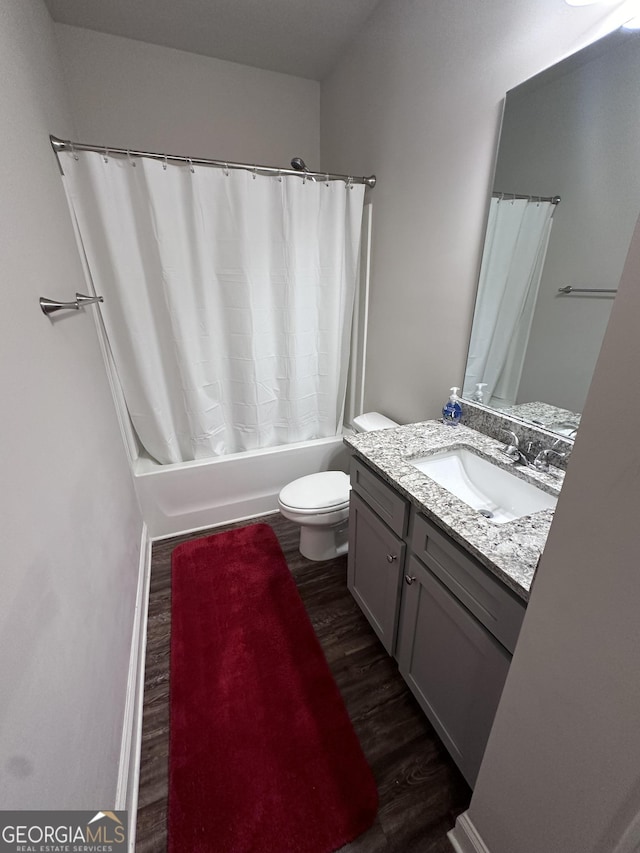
344,421,565,602
498,401,581,432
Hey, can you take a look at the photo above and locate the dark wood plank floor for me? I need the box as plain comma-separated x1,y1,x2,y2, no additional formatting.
136,513,470,852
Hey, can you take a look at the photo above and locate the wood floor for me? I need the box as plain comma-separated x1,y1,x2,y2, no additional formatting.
136,513,471,852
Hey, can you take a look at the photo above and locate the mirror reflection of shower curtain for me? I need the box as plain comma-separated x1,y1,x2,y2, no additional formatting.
59,150,365,464
463,197,554,408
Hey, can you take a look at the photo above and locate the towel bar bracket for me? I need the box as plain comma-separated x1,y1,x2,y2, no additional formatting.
40,292,104,316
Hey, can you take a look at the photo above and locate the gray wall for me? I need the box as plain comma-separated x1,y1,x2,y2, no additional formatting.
320,0,632,425
0,1,143,807
459,213,640,852
55,25,320,168
495,36,640,413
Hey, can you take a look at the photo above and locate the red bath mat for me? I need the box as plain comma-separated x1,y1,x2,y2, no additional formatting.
168,523,378,853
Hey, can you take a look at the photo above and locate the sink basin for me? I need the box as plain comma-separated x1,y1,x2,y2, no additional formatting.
409,448,557,523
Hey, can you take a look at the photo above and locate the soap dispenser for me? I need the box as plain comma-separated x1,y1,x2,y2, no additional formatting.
472,382,488,403
442,387,462,426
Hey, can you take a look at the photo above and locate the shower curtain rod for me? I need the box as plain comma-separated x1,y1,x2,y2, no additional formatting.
492,191,561,204
50,135,376,188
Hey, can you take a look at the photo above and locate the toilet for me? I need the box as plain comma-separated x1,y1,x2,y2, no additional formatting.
278,412,399,561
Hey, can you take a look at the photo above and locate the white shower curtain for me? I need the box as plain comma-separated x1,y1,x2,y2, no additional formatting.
60,151,365,464
463,197,554,407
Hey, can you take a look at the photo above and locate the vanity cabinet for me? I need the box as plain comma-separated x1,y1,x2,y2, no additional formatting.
409,512,525,656
397,554,512,785
347,455,526,787
347,493,405,653
347,458,408,653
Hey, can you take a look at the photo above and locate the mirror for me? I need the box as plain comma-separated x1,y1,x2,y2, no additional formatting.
463,28,640,439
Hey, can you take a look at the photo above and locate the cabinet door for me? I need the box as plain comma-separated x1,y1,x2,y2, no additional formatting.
397,555,511,787
347,491,405,654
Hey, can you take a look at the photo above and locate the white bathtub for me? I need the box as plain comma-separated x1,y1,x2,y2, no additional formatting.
133,434,351,539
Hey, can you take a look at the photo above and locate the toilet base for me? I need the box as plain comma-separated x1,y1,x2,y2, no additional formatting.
299,522,349,561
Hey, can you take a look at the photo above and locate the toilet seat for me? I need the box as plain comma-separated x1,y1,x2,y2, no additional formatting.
278,500,350,517
278,471,350,513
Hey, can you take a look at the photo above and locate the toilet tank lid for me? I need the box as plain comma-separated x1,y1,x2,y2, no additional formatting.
352,412,399,432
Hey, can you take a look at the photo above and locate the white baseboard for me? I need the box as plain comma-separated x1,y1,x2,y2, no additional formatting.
448,811,492,853
115,523,152,853
149,507,278,542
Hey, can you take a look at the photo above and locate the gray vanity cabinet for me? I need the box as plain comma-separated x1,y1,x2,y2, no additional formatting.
347,458,409,654
346,454,527,787
398,512,525,786
347,491,406,654
396,554,512,786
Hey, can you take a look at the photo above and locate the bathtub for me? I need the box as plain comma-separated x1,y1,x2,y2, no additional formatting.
133,434,351,539
92,202,372,541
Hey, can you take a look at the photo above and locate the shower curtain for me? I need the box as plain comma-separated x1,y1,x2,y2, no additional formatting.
59,151,365,464
463,197,555,408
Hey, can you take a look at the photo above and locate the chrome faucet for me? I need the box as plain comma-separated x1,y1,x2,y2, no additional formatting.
501,429,568,471
500,429,519,458
500,429,532,467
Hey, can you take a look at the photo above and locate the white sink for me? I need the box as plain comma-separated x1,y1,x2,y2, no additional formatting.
409,447,557,524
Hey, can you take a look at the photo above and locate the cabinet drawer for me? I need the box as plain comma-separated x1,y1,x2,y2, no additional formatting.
410,512,525,654
350,457,408,537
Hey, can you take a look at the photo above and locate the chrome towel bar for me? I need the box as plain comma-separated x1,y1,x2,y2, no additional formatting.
557,286,617,295
40,292,104,316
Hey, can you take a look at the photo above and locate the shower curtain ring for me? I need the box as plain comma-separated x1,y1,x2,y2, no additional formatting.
162,155,168,171
71,143,79,161
252,165,257,180
103,148,109,163
224,162,229,177
346,176,353,190
325,174,330,187
277,169,282,182
127,151,136,168
188,158,195,174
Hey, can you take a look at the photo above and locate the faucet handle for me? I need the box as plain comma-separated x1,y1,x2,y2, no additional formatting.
534,446,568,472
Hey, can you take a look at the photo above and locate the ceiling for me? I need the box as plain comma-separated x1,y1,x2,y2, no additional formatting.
43,0,384,81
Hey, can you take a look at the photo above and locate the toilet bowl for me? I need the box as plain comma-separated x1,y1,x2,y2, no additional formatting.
278,412,399,561
278,471,351,561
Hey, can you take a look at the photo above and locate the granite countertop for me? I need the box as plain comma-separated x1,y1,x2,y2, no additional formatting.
344,420,565,601
498,401,581,432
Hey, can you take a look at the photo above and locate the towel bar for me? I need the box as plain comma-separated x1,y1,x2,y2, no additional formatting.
557,286,617,295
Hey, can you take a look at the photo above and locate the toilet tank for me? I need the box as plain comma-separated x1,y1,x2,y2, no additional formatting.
352,412,399,432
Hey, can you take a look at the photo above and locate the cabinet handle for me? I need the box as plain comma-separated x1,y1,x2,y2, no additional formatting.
405,574,416,585
386,554,397,563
